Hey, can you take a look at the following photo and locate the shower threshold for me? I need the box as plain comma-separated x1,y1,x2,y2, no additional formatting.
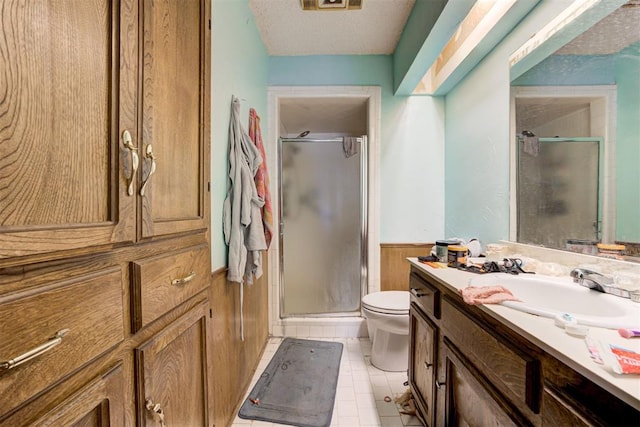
272,316,367,339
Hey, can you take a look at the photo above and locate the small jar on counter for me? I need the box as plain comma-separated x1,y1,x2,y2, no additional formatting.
447,245,468,268
435,240,459,263
596,243,626,260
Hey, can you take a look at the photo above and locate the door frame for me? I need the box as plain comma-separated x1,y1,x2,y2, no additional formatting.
267,86,381,334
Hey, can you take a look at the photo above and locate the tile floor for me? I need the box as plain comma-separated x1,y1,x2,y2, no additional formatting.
231,337,423,427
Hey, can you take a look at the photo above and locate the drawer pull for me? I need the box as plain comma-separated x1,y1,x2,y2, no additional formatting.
145,398,167,426
410,288,427,298
122,130,138,196
0,329,70,371
140,144,157,196
171,271,197,286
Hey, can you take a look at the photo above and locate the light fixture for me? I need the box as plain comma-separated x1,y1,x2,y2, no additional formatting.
300,0,363,11
414,0,518,95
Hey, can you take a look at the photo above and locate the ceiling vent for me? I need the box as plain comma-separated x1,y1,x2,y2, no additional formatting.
301,0,363,11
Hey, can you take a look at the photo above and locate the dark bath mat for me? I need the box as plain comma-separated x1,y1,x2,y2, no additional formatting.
238,338,343,427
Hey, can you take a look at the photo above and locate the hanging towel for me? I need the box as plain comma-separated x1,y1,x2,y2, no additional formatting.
342,136,359,158
458,286,520,305
248,108,274,249
223,96,268,340
522,131,539,157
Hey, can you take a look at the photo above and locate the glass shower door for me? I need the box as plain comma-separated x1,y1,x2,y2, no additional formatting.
280,137,365,317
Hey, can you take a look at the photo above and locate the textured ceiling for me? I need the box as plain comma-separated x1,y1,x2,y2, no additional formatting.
556,4,640,55
248,0,416,56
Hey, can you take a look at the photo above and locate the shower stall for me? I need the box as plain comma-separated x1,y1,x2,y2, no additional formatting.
279,136,368,318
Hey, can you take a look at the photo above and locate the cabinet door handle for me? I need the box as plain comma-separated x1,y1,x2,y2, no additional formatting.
140,144,157,196
172,271,197,286
145,398,166,426
424,362,433,369
410,288,426,298
0,329,70,371
122,130,138,196
436,381,445,389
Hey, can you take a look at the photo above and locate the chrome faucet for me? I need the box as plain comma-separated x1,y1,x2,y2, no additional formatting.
570,268,614,293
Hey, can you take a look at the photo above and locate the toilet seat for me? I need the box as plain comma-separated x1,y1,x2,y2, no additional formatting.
362,291,409,315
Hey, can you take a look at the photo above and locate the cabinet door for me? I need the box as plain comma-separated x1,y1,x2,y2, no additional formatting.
18,364,126,427
139,0,210,239
442,339,531,427
409,304,437,427
541,384,602,427
135,300,211,426
0,0,137,260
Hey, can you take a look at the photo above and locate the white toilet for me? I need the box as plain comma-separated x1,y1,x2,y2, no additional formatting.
361,291,410,372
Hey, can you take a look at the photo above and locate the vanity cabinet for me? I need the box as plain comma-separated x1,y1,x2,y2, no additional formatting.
409,304,438,427
0,0,212,425
408,265,640,427
441,339,528,426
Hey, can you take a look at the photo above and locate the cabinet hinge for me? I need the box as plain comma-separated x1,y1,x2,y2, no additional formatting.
209,309,213,318
208,19,211,30
207,182,211,192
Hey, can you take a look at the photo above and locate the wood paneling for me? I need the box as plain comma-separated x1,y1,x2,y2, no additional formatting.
210,257,270,427
380,244,432,291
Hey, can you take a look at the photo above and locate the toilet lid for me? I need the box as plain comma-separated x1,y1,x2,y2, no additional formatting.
362,291,409,314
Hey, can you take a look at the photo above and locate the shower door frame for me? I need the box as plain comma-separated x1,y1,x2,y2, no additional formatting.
266,86,382,336
278,136,368,318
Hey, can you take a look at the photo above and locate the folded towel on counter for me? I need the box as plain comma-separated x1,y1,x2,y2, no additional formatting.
458,286,520,305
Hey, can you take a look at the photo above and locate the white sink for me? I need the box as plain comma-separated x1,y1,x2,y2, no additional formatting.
468,273,640,329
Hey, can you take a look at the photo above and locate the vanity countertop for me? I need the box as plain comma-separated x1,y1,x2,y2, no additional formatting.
408,258,640,409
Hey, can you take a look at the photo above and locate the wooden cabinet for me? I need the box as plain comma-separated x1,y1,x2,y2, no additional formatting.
1,364,126,427
139,0,210,240
0,0,211,425
0,0,210,259
135,300,212,426
408,266,640,426
0,0,137,261
442,339,529,427
409,304,437,427
0,267,125,415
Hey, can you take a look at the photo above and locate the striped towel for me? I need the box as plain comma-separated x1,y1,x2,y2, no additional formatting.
249,108,274,248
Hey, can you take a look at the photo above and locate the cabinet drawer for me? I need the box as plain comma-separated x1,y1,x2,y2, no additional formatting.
132,244,210,330
442,297,540,413
409,272,440,319
0,268,125,416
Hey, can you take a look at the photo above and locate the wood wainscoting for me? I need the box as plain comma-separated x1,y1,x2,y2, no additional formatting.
380,243,433,292
209,256,270,427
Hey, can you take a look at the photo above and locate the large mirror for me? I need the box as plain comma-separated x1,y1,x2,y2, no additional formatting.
510,0,640,260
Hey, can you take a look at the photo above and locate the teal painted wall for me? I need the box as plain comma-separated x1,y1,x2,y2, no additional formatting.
444,0,573,246
269,55,446,243
616,43,640,242
211,0,269,270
